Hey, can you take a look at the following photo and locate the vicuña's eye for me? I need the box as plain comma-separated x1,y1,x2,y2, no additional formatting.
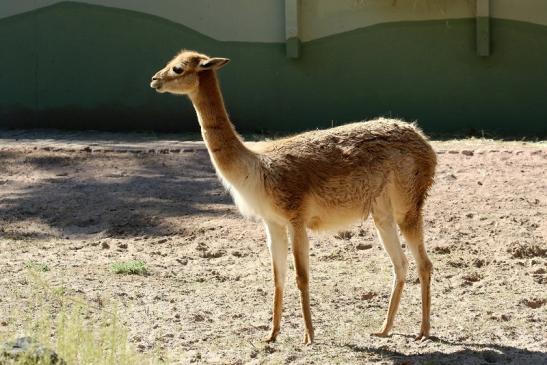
172,66,184,74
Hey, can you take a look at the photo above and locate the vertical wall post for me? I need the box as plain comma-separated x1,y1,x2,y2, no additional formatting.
476,0,490,56
285,0,301,58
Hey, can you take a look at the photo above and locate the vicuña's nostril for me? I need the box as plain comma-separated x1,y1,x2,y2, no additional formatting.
152,76,158,81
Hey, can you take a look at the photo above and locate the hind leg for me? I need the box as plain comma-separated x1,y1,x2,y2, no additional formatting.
372,198,408,337
398,211,432,340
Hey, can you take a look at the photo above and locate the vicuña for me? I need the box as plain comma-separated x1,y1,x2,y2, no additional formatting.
150,50,436,344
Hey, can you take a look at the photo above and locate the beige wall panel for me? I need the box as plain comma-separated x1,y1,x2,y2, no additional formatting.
494,0,547,28
301,0,474,41
0,0,285,42
301,0,547,41
2,0,547,43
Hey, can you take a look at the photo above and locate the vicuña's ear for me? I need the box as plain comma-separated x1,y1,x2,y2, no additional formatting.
199,57,230,70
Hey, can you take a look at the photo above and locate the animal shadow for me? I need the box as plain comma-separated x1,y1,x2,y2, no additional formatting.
345,335,546,365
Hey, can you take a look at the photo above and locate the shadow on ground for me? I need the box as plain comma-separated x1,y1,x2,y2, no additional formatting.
344,336,547,364
0,149,237,239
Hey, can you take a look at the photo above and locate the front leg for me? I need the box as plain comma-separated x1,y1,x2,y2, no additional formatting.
264,221,288,342
290,223,314,345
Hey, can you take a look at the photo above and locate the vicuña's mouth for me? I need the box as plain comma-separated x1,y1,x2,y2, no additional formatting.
150,80,162,90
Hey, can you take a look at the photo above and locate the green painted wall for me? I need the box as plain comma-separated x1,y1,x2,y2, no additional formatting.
0,2,546,137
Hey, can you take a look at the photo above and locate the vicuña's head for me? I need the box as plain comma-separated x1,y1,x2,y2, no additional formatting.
150,50,229,95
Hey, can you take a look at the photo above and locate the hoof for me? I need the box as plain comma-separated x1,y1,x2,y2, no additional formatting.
371,330,390,338
415,324,430,341
265,332,278,343
303,332,314,345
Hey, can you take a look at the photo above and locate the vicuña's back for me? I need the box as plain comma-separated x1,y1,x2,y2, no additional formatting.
151,50,436,345
253,118,436,231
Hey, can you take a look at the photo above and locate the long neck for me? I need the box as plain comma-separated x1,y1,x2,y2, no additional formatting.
189,70,255,184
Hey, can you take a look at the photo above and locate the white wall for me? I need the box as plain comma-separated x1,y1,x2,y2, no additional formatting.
0,0,286,42
2,0,547,43
301,0,547,41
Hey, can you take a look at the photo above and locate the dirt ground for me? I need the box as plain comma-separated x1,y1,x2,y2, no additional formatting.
0,131,546,364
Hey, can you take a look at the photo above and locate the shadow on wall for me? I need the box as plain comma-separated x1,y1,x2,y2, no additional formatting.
343,336,547,364
1,1,547,137
0,105,201,133
0,148,237,240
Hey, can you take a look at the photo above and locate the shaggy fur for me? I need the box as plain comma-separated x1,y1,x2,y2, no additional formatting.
151,50,437,344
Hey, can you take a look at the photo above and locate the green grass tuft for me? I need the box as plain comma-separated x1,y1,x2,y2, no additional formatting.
111,260,149,275
0,271,165,365
24,261,50,272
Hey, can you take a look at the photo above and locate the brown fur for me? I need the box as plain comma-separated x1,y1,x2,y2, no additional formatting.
254,120,436,228
151,50,437,344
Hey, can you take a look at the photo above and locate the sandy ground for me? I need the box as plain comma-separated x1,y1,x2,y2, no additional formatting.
0,131,546,364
